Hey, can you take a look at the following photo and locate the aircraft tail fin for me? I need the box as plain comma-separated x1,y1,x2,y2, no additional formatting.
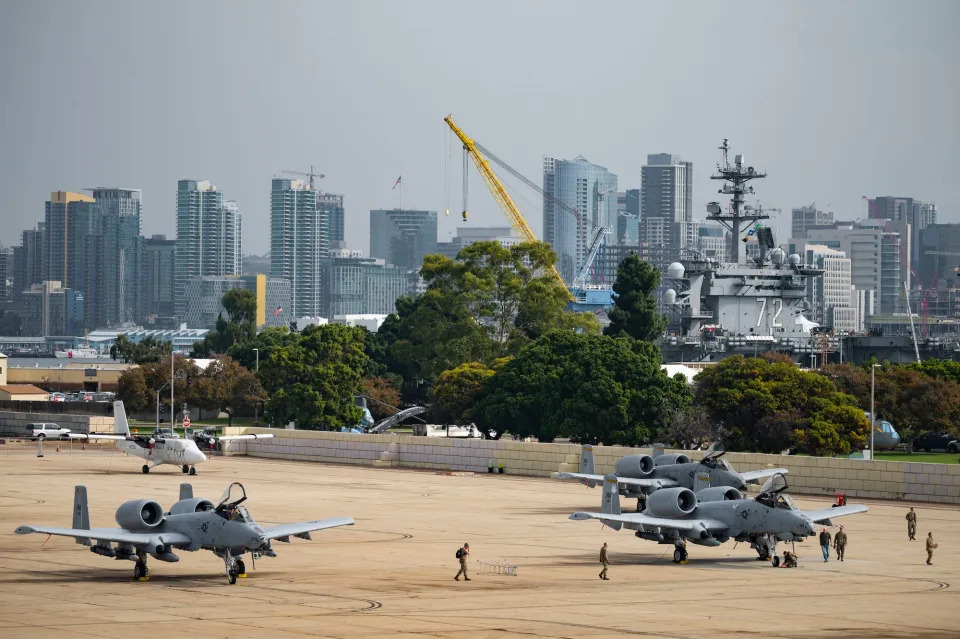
179,484,193,501
652,443,665,458
113,401,130,436
601,474,621,516
579,445,599,487
73,486,91,545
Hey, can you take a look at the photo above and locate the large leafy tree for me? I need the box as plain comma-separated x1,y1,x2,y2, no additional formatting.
191,289,258,357
360,377,402,422
191,356,265,426
111,335,172,364
228,326,301,371
474,332,691,443
696,355,869,455
433,362,496,425
259,323,369,430
604,255,667,341
115,354,201,422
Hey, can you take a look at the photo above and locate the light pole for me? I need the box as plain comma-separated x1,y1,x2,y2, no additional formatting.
870,363,881,458
155,382,170,428
253,348,260,424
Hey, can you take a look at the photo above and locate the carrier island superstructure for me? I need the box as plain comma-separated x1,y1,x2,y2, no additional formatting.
660,140,826,362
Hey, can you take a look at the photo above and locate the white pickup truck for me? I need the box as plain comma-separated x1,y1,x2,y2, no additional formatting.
26,423,72,440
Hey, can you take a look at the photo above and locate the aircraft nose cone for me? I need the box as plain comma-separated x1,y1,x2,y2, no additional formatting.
189,449,206,464
248,534,268,550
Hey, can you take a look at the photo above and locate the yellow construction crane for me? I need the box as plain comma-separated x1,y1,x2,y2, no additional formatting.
443,115,573,300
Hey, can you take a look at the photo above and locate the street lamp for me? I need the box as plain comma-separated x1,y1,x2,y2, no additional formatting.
870,364,876,455
252,348,260,424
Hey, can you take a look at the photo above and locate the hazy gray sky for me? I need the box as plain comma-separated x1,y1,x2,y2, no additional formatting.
1,0,957,256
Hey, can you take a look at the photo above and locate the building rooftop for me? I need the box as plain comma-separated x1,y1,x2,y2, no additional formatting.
0,384,48,395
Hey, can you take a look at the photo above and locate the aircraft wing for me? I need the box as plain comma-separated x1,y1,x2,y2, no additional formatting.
216,434,275,442
553,472,679,489
68,433,128,441
14,525,191,547
262,517,354,541
569,511,728,532
739,468,790,483
802,504,868,524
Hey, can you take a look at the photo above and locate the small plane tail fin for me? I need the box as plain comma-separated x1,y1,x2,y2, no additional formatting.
179,483,193,501
113,401,131,435
601,474,621,516
579,445,598,487
72,486,91,546
651,443,665,458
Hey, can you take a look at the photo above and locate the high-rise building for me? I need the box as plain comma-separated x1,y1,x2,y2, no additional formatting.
640,154,693,270
12,223,45,300
880,232,903,315
791,204,834,239
174,179,242,317
369,209,438,272
0,250,8,302
868,196,936,277
698,225,728,262
542,156,618,283
436,226,519,259
802,245,858,333
919,224,960,289
616,189,640,245
271,178,327,317
42,191,95,287
320,193,345,245
183,274,291,330
86,188,143,327
20,281,84,337
321,255,408,317
143,235,176,318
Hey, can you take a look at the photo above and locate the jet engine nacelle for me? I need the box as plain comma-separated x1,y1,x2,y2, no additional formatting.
646,487,698,518
614,454,655,477
115,499,164,531
696,486,742,502
168,498,216,515
653,453,691,467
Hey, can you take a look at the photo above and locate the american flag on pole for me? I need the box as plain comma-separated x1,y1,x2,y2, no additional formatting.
273,305,282,317
392,176,402,189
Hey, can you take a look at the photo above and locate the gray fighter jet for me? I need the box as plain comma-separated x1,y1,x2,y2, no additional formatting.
554,443,788,510
14,482,353,583
569,472,866,564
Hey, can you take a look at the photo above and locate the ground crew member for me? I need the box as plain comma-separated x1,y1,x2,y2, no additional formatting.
819,527,831,562
781,550,797,568
599,542,609,580
926,532,938,565
454,542,470,581
834,525,847,561
906,508,917,540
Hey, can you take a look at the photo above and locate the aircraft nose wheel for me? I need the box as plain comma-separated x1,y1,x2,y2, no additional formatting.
772,555,781,568
141,465,150,474
134,561,148,580
182,465,189,474
236,559,246,575
189,466,196,476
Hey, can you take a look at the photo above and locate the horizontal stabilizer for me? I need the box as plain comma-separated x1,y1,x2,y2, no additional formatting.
553,472,677,489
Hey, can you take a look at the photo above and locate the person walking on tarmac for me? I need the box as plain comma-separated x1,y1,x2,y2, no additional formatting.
906,508,917,540
454,542,471,581
599,542,610,580
819,527,832,562
833,526,848,561
926,532,938,565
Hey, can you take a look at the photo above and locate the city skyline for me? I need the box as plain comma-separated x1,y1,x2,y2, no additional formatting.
1,1,957,257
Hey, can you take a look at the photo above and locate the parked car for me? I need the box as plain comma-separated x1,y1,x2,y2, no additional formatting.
26,423,72,440
911,432,958,453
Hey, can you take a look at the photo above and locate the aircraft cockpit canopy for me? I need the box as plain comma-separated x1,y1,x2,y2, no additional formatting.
216,482,249,519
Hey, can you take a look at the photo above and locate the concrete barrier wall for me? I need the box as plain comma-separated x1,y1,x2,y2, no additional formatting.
0,411,114,437
222,428,960,505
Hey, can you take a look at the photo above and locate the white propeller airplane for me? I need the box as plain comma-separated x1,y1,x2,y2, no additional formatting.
70,401,273,475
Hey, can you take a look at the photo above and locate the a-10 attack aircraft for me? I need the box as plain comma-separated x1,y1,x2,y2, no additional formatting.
554,443,788,510
69,401,274,475
569,472,867,564
14,482,354,583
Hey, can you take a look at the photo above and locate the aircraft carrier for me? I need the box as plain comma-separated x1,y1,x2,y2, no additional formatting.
660,140,828,363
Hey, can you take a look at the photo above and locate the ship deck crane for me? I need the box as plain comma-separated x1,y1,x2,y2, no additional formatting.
444,115,573,300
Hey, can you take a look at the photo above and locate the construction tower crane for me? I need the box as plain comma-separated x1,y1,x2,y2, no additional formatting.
282,165,325,190
444,115,573,301
571,226,611,299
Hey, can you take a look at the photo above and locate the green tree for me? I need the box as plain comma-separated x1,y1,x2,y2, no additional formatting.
117,366,150,412
228,326,301,371
191,356,265,426
474,332,691,443
360,376,402,421
259,323,369,430
111,335,172,364
604,254,667,341
191,289,259,357
696,355,869,455
115,354,201,422
433,362,495,425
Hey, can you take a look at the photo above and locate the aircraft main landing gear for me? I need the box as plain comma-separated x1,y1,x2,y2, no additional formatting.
672,545,688,564
134,553,148,580
189,466,196,476
182,465,189,474
142,464,150,474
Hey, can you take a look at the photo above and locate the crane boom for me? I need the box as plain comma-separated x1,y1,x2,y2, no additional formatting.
571,226,610,297
444,116,573,300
